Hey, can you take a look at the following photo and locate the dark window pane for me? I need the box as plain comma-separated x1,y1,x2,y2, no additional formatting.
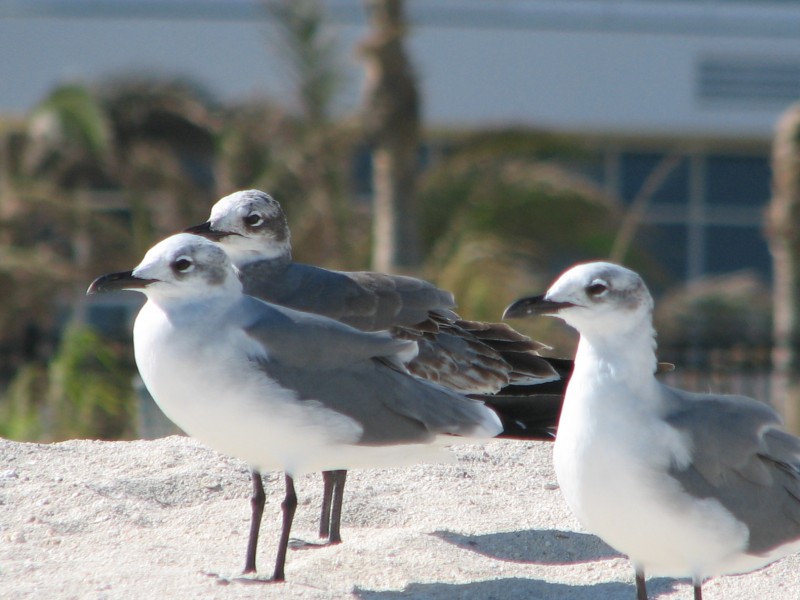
351,143,373,197
620,152,689,206
705,226,772,276
706,155,770,206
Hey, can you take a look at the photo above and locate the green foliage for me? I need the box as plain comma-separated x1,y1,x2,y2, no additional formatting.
24,83,113,187
420,134,621,272
45,324,136,441
415,131,623,351
416,129,644,353
1,324,137,441
97,75,219,151
31,84,112,162
0,362,49,440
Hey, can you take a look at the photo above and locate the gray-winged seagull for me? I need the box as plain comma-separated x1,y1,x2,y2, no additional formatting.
184,189,569,551
503,261,800,600
87,233,557,582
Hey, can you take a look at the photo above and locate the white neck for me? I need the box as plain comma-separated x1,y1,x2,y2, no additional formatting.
143,276,242,326
226,239,291,269
572,319,659,399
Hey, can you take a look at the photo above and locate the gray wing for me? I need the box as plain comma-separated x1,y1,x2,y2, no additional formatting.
255,348,502,446
241,260,457,331
237,296,416,370
663,385,800,554
240,259,561,394
336,269,459,329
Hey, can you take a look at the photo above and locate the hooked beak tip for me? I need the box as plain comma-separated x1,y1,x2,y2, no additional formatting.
87,270,157,295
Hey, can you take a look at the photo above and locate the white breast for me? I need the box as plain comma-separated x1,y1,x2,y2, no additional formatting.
554,367,750,579
133,301,367,474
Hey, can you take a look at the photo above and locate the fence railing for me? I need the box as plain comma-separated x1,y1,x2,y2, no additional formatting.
657,344,773,404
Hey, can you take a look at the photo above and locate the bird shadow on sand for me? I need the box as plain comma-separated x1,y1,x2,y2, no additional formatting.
382,529,679,599
431,528,620,564
353,577,681,600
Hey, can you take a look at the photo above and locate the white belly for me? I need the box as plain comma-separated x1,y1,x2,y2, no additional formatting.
553,380,750,579
133,303,451,475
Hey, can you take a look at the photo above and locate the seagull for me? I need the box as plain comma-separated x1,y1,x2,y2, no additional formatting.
503,261,800,600
185,190,563,392
87,233,557,582
184,189,569,547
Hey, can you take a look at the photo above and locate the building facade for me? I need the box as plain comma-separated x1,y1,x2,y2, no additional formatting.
3,0,800,282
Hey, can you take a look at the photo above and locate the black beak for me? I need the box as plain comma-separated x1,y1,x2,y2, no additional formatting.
87,270,158,295
184,221,232,241
502,295,575,319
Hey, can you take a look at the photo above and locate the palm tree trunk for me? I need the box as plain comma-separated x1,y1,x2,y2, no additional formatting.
767,103,800,432
360,0,420,272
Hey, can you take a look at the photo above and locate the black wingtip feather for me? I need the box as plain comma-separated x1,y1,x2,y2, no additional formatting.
481,394,563,441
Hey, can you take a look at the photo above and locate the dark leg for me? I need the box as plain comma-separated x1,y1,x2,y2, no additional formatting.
319,471,335,539
327,470,347,545
244,470,265,574
694,582,703,600
634,565,648,600
272,474,297,582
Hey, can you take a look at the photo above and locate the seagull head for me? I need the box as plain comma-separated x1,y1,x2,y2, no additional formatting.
184,189,291,267
87,233,242,302
503,261,654,339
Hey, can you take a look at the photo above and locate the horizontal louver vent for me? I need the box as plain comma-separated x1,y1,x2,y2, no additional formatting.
697,57,800,105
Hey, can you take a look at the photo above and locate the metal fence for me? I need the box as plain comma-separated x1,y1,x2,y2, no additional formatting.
657,344,773,404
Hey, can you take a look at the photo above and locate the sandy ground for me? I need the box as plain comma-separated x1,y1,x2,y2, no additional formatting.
1,435,798,600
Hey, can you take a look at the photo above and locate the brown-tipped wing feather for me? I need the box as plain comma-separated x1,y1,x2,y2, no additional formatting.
239,259,566,396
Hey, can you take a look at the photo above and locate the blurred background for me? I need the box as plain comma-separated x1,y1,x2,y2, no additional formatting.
1,0,799,441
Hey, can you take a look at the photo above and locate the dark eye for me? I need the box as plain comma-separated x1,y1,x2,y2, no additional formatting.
587,282,607,296
244,213,264,227
173,256,194,273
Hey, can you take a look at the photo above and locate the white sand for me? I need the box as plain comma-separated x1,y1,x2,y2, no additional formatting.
1,436,797,599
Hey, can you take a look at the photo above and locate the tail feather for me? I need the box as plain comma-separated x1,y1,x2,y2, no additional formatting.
496,356,573,396
480,394,563,441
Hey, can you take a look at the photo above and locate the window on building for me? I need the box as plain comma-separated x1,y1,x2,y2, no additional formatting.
620,152,690,206
706,225,772,276
706,154,771,207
